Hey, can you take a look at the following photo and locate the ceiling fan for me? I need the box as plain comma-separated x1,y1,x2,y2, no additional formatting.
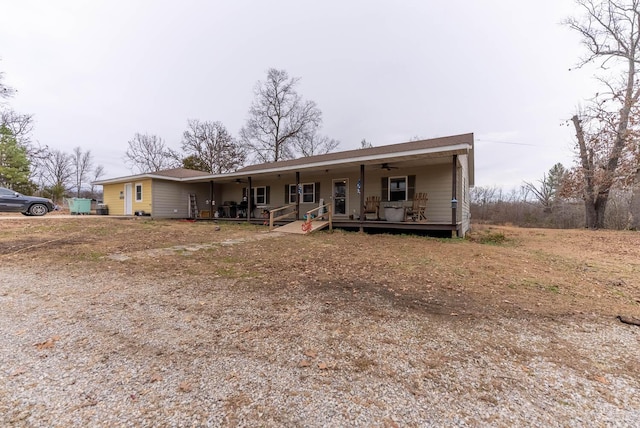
380,163,399,171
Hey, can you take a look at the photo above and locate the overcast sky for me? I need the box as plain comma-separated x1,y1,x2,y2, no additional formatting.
1,0,599,188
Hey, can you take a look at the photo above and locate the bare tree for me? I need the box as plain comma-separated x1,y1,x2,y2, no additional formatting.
39,149,73,203
71,147,93,197
294,133,340,157
360,139,373,149
565,0,640,228
125,133,180,173
89,164,105,198
1,93,48,165
0,109,33,144
240,68,324,163
181,119,245,173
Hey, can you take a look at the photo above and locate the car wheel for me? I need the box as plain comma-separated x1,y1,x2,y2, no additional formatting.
29,204,48,216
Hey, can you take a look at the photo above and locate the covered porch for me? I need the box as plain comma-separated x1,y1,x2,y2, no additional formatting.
191,136,472,236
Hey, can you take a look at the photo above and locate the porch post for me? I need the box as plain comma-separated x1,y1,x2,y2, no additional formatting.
209,180,214,219
295,171,300,220
359,164,365,232
451,155,458,226
247,176,252,223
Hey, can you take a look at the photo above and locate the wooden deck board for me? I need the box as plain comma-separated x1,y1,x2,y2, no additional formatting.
274,220,329,234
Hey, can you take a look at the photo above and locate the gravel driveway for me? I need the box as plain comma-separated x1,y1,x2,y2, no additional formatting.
1,264,639,427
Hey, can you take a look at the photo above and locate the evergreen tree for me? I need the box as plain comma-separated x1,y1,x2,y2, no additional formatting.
0,125,31,190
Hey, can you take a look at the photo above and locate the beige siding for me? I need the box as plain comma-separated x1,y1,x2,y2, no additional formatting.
152,181,210,218
358,164,452,222
211,161,456,222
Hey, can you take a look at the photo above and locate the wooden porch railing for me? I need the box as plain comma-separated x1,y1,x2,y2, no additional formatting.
302,204,333,233
268,204,298,231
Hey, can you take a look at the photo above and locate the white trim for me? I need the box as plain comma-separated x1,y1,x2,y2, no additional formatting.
124,183,133,215
253,186,267,205
288,183,316,204
227,144,472,178
93,173,186,186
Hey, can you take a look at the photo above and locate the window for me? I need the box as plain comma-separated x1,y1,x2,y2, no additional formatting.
288,183,316,203
135,183,143,202
389,176,407,201
254,186,267,204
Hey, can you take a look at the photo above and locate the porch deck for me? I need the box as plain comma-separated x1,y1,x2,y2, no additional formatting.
199,217,461,236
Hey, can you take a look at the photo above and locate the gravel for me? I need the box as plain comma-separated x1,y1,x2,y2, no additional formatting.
1,266,639,427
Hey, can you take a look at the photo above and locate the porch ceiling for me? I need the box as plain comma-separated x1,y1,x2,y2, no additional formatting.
188,149,464,183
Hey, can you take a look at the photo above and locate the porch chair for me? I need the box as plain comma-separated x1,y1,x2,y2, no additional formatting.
404,192,428,222
363,195,381,220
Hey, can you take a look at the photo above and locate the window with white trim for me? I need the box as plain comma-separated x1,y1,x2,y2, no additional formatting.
288,183,315,203
135,183,143,202
388,176,407,201
254,186,267,204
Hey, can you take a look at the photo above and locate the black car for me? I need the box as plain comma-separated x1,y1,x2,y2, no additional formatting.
0,187,56,216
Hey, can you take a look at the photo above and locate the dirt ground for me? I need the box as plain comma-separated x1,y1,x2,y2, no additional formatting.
1,216,639,425
2,216,639,319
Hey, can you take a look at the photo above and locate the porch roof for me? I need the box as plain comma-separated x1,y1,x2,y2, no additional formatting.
193,133,474,184
93,167,210,185
94,133,474,186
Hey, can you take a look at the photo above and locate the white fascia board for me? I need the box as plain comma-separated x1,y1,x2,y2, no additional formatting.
92,174,185,186
227,143,473,177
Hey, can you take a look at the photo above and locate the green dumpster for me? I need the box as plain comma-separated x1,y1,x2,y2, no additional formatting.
67,198,92,215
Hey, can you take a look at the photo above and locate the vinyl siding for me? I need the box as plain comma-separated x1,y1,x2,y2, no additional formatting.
99,156,470,224
101,180,152,215
132,179,152,213
102,183,125,215
358,164,451,222
152,180,210,218
210,161,455,222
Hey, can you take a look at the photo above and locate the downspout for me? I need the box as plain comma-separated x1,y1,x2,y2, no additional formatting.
295,171,300,220
247,176,252,223
359,164,365,232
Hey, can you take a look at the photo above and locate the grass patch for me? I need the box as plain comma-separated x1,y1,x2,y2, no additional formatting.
467,229,507,245
546,285,560,293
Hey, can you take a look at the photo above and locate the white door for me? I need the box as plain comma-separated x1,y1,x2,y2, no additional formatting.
332,179,348,216
124,183,133,215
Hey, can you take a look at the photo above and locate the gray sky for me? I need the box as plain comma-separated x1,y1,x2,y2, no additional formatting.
1,0,598,188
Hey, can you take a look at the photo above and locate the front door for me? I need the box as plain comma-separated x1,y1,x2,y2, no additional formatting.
332,178,348,216
124,183,133,215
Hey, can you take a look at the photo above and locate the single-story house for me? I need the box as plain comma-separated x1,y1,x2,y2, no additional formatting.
93,133,474,236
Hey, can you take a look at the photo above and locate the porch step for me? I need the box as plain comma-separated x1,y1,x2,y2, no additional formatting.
274,220,329,234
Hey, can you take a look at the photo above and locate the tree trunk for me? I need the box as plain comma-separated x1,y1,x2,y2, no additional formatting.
584,194,608,229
